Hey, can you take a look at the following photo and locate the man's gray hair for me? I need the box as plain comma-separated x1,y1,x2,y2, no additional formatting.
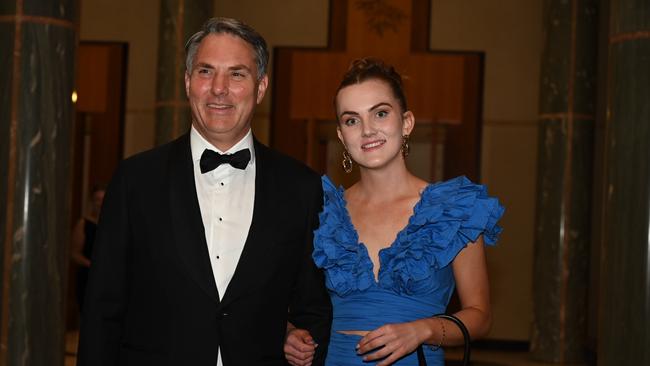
185,17,269,80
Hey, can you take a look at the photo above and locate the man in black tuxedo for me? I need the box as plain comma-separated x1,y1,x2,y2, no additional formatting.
77,17,331,366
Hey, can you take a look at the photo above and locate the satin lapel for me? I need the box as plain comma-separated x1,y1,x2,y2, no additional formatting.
168,133,219,303
220,140,273,308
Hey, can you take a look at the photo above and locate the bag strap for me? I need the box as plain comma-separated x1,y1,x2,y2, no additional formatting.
416,343,427,365
417,314,471,366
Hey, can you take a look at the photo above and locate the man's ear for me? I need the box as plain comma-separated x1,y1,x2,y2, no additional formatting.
256,75,269,104
184,71,191,97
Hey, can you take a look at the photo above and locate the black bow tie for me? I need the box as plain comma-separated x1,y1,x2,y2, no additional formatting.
200,148,251,173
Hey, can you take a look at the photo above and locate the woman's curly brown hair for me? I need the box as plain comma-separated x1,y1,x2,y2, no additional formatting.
335,57,408,112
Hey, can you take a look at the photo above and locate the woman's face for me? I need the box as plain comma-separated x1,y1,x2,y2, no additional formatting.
335,78,414,171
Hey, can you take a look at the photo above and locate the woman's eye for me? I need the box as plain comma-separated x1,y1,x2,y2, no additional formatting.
376,110,388,118
344,118,358,126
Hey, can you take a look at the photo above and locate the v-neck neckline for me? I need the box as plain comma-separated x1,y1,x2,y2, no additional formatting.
337,184,432,284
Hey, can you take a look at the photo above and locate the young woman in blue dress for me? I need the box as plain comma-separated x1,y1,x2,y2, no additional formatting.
284,58,504,366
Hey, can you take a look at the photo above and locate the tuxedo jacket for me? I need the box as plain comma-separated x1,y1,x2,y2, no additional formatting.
77,133,332,366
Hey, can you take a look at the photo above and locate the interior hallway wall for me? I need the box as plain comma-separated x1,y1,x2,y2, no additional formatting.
79,0,160,158
429,1,542,341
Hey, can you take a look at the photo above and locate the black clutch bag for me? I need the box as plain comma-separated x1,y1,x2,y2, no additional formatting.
416,314,470,366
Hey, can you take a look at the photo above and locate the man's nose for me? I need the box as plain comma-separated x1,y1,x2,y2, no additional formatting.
211,73,229,96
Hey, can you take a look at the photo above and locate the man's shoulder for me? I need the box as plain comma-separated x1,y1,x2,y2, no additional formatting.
120,133,188,172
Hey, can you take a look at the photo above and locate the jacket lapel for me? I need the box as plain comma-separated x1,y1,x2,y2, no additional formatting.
219,139,274,308
168,133,220,303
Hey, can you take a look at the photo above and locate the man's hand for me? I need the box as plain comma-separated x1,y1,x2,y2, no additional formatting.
284,328,317,366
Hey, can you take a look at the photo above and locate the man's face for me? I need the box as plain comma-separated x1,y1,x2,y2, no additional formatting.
185,33,268,151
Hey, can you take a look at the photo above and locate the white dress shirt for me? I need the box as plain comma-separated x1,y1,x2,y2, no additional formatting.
190,126,256,366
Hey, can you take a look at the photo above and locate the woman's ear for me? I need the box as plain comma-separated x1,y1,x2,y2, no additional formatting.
402,110,415,136
336,126,346,149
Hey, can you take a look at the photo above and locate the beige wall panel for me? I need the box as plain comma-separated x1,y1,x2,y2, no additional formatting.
80,0,160,156
482,121,538,340
430,0,543,122
428,0,542,341
123,110,156,158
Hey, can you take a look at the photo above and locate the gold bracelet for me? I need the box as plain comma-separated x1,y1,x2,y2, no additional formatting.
428,317,446,351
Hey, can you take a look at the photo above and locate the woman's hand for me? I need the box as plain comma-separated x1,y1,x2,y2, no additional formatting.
284,327,317,366
356,319,432,366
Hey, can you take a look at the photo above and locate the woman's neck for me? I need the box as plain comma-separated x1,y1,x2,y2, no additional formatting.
351,162,419,204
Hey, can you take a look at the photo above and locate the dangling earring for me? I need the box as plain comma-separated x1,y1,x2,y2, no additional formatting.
342,150,353,173
401,134,410,158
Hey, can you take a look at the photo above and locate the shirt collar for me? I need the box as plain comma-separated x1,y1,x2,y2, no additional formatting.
190,126,256,166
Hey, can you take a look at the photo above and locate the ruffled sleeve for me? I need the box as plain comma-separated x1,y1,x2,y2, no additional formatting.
378,176,504,295
430,176,504,267
312,176,375,296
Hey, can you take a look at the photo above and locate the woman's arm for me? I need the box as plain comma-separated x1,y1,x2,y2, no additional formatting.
447,235,492,339
356,236,492,365
70,218,91,267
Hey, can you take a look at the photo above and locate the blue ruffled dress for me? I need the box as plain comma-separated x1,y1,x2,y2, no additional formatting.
313,175,504,365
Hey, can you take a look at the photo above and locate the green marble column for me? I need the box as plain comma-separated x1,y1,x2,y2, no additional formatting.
154,0,212,145
0,0,76,365
531,0,598,362
599,0,650,364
